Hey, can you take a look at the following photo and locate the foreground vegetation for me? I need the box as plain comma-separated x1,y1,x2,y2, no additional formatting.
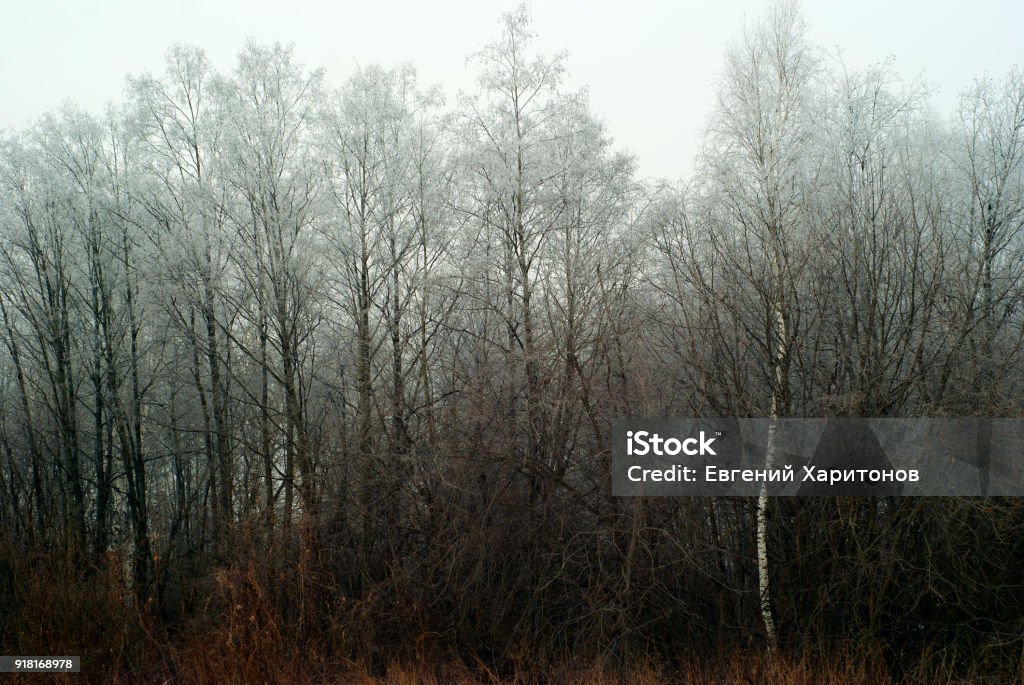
2,555,1013,684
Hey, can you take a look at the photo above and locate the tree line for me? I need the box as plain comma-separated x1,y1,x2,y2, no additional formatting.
1,3,1023,680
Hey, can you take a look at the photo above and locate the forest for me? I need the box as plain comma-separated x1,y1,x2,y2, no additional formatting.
1,3,1024,683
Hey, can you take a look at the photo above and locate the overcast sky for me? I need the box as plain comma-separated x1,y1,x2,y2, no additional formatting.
1,0,1021,181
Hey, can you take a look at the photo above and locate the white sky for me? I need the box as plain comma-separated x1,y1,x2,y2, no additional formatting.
1,0,1022,181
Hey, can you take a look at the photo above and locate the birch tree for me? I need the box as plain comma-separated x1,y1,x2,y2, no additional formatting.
702,0,821,650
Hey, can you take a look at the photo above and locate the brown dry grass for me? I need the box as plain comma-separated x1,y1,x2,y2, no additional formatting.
0,643,1009,684
1,552,1016,684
